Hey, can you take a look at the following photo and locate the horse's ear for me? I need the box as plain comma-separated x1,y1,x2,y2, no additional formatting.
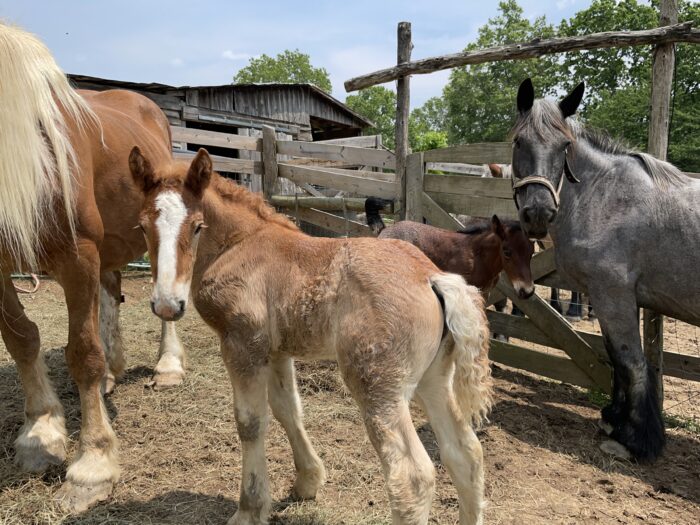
517,78,535,114
559,81,585,118
491,215,506,239
186,148,212,197
488,163,503,178
129,146,158,192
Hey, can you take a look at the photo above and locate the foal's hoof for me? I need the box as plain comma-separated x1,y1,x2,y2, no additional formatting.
149,370,185,390
599,439,632,461
565,315,582,323
54,480,113,513
597,418,614,436
15,418,67,473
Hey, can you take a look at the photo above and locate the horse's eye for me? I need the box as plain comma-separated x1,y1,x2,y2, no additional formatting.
513,138,520,149
195,223,205,234
503,249,512,258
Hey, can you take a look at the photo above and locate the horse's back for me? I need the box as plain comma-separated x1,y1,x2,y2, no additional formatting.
79,89,173,270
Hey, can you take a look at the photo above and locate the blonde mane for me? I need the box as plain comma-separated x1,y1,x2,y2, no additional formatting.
0,22,97,270
211,174,299,232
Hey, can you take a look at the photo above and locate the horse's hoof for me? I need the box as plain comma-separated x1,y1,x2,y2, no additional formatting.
565,315,582,323
227,510,267,525
150,370,185,390
599,439,632,460
597,418,614,436
15,417,67,473
54,479,113,513
291,464,326,500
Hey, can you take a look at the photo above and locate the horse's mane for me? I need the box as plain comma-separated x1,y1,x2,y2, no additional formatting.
210,174,299,232
458,219,522,236
511,99,574,143
573,123,687,190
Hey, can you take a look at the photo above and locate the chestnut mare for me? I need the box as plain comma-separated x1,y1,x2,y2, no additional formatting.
365,198,535,301
130,147,492,525
0,24,185,511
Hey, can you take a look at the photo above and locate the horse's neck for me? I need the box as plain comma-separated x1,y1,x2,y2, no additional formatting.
461,232,501,287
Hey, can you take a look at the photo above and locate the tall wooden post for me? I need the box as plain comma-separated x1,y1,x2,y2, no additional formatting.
645,0,678,406
405,152,424,221
395,22,413,219
262,125,279,200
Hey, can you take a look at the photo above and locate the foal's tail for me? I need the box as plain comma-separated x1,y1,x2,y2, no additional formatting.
364,197,389,235
0,23,97,270
430,273,492,427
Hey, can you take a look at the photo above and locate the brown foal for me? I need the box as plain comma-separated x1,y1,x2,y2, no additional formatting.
365,198,535,300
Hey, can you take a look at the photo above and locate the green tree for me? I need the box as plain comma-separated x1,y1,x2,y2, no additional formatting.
409,97,448,151
443,0,559,144
234,49,332,93
559,0,700,171
345,86,397,149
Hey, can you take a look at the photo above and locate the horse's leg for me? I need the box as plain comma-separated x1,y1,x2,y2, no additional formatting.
223,338,272,525
417,347,484,525
492,298,508,342
598,332,626,436
510,302,524,317
339,359,434,524
152,321,186,388
99,270,125,395
0,274,67,472
588,289,665,461
267,356,325,499
53,243,119,512
565,291,583,322
549,288,562,313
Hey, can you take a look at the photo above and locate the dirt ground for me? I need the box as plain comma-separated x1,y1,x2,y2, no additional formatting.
0,275,698,525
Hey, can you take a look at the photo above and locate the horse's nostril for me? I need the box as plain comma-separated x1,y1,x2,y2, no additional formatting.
178,300,186,313
522,207,533,223
150,301,156,315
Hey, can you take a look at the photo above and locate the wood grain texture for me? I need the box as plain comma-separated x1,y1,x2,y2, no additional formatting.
278,163,398,199
170,126,262,152
420,191,464,231
277,140,396,169
292,207,371,237
424,174,513,199
345,22,699,91
173,151,263,175
422,142,512,164
395,21,412,220
262,126,279,199
405,152,424,222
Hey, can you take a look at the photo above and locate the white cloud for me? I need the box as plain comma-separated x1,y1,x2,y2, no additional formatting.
556,0,576,10
169,57,184,67
222,50,251,61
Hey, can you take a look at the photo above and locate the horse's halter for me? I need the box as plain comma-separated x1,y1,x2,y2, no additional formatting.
511,147,580,210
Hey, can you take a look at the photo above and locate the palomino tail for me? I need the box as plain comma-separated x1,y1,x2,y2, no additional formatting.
364,197,389,235
0,23,97,270
430,273,492,427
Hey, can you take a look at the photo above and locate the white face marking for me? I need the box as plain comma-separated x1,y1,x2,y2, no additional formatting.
153,191,189,315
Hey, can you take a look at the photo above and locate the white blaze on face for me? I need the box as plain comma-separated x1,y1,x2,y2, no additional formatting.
153,191,189,317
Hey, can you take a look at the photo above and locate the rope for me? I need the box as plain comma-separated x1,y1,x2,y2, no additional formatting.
13,273,40,294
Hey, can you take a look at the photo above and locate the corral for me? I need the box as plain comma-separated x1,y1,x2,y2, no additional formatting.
1,0,699,523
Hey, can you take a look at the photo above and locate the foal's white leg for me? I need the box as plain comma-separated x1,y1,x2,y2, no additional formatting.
152,321,186,388
0,275,67,472
417,356,485,525
268,357,325,499
223,340,272,525
99,273,126,395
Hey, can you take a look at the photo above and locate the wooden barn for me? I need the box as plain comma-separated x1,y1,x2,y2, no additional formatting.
69,75,372,142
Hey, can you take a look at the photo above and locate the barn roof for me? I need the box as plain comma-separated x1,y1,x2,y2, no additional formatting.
68,75,374,129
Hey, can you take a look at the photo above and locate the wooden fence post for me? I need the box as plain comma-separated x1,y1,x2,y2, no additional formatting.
395,21,413,219
262,125,278,200
405,152,424,221
645,0,677,406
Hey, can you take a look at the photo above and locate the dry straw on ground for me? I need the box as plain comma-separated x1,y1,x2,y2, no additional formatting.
0,276,698,524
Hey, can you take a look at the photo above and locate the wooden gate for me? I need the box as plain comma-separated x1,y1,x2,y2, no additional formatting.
404,144,700,392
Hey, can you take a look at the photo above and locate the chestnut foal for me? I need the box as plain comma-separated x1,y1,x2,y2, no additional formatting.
131,147,493,525
365,199,535,300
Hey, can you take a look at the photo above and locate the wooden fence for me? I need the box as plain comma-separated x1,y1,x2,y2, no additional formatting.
171,125,396,238
404,147,700,391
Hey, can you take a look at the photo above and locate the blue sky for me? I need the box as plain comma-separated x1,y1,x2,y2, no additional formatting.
0,0,591,108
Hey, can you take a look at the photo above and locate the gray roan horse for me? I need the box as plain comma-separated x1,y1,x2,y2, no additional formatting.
511,78,700,461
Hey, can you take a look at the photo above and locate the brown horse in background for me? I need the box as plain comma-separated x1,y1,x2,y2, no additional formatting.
0,23,184,511
365,198,535,301
130,146,492,525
